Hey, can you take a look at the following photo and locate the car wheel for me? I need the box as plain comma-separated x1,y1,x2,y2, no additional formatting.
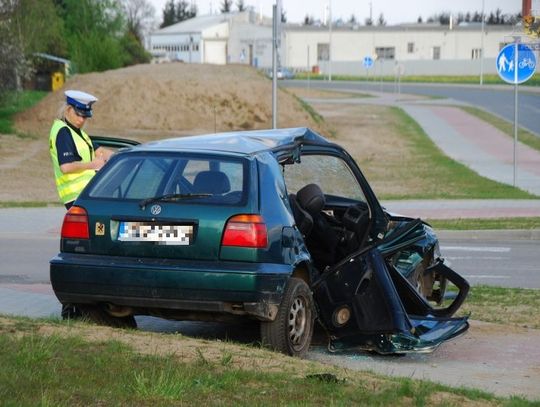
260,277,314,357
79,305,137,329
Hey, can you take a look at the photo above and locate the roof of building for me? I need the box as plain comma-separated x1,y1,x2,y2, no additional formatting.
152,13,234,35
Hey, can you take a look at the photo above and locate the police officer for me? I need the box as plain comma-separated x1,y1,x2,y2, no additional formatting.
49,90,112,209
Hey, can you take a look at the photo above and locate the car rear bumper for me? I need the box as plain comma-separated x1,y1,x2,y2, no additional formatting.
50,253,292,321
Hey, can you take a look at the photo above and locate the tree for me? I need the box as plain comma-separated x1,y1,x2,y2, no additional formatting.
348,14,357,25
364,17,373,26
161,0,176,28
236,0,245,12
220,0,232,13
417,16,423,23
0,0,65,96
281,9,287,23
121,0,155,43
58,0,128,73
160,0,196,28
303,14,314,25
377,13,386,26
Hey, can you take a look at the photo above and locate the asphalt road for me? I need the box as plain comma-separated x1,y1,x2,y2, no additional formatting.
283,80,540,136
439,236,540,289
0,230,538,289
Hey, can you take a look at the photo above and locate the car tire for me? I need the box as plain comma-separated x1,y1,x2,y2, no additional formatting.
260,277,314,357
79,305,137,329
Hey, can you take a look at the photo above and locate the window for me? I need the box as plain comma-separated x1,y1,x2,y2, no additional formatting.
471,48,482,59
375,47,395,60
407,42,414,53
283,155,366,203
433,46,441,60
87,154,247,205
317,43,329,61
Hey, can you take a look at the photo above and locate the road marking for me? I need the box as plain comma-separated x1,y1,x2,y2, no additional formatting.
463,275,511,279
441,246,511,253
446,256,505,261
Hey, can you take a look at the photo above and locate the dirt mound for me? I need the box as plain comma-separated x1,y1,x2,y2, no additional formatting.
15,63,323,141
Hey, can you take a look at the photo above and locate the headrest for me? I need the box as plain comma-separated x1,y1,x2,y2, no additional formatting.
193,171,231,194
65,89,98,118
296,184,325,215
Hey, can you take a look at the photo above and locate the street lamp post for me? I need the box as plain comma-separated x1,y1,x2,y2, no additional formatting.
480,0,485,85
328,0,332,82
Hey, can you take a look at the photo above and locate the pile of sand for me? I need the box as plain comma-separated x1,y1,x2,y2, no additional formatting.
15,63,324,141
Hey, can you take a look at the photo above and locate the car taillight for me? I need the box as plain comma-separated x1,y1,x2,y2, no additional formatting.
61,206,89,239
222,214,268,248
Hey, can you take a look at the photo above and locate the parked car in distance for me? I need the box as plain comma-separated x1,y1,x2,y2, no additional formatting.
50,128,469,357
266,67,295,80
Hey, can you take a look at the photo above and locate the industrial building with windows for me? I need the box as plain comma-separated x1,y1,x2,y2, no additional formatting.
147,10,530,76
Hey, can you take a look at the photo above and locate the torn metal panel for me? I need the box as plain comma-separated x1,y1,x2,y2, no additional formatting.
313,249,469,355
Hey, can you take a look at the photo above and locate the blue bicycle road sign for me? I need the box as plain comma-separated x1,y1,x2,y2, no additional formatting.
496,43,537,84
363,56,374,69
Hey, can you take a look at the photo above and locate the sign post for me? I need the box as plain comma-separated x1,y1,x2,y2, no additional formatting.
496,40,537,186
363,56,374,82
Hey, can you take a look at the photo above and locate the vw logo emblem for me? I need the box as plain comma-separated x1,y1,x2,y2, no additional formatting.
150,205,162,215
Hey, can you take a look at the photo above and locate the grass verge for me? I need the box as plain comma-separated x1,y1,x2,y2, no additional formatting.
0,91,48,135
0,201,61,208
427,217,540,230
460,106,540,153
459,285,540,329
292,72,540,87
0,316,522,406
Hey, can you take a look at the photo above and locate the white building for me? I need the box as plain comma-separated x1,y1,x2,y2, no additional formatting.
148,11,527,76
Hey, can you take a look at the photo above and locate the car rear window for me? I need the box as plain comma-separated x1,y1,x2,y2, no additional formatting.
86,153,247,205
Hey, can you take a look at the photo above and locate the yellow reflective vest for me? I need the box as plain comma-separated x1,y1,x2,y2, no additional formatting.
49,119,96,204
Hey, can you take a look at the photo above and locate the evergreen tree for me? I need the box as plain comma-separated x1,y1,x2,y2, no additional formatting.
377,13,386,26
236,0,245,12
303,14,314,25
220,0,232,13
161,0,176,28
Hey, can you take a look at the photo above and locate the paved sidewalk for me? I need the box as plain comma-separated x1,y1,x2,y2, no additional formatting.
402,104,540,196
305,90,540,197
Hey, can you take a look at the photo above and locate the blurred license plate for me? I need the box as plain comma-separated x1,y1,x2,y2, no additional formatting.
118,222,193,245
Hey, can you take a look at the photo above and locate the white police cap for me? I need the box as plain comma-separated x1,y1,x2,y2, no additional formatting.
65,90,98,118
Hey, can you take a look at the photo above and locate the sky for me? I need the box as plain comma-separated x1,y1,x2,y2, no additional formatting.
147,0,522,25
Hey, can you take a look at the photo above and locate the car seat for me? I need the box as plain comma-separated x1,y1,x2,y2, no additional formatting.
292,184,340,270
193,170,231,195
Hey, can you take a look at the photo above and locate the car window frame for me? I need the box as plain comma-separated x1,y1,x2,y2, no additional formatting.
81,150,251,207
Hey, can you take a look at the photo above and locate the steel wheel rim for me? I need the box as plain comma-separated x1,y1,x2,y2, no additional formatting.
288,296,307,348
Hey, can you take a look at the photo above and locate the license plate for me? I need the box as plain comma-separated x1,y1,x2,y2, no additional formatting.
118,222,193,245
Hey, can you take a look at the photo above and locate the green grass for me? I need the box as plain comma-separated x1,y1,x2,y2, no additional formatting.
0,90,48,135
0,201,61,208
293,72,540,87
0,318,525,406
427,217,540,230
459,285,540,329
460,106,540,153
376,107,536,199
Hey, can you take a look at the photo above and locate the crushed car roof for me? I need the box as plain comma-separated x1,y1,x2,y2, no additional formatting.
132,127,330,155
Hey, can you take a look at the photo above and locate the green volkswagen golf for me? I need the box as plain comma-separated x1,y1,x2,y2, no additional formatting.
50,128,469,357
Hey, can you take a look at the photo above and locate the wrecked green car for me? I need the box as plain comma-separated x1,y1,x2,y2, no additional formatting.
50,128,468,357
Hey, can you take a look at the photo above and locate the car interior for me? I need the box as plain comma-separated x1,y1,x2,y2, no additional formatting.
289,183,372,272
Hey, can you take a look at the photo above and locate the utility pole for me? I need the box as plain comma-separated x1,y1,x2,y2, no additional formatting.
480,0,485,85
272,3,279,129
328,0,332,82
